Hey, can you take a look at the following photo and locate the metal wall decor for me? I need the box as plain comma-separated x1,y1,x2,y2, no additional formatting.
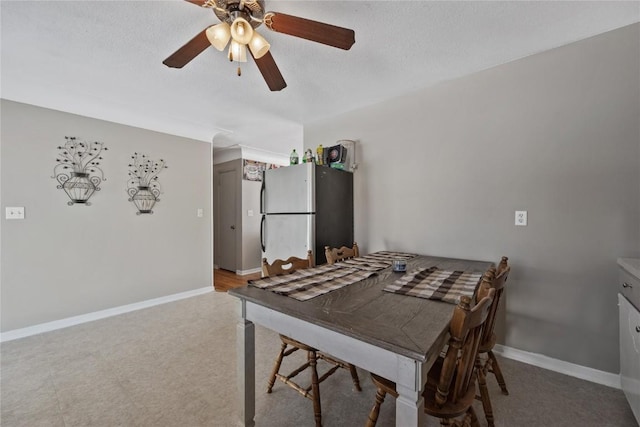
53,136,107,206
127,153,167,215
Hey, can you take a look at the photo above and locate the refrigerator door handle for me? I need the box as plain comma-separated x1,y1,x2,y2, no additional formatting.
260,179,265,214
260,215,266,252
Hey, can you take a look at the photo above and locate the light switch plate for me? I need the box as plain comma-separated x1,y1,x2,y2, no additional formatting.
6,207,25,219
515,210,527,226
197,208,203,218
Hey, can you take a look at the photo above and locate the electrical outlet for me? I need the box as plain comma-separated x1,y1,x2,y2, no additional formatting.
515,210,527,226
6,207,25,219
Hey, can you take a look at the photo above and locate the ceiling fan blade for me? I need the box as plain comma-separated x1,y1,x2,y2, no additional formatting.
163,28,212,68
185,0,207,6
251,50,287,91
264,12,355,50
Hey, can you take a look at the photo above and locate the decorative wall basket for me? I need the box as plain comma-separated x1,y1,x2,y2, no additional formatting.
127,153,167,215
128,186,160,214
52,136,107,206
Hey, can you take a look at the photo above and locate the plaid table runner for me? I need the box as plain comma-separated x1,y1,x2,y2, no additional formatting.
364,251,418,262
383,267,483,304
249,264,376,301
333,256,391,272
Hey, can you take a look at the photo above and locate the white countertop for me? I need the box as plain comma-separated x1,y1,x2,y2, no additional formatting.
618,258,640,279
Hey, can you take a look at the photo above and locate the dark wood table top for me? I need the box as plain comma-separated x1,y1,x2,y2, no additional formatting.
229,255,493,362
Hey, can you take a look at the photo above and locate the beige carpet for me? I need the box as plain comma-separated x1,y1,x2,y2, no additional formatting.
1,290,637,426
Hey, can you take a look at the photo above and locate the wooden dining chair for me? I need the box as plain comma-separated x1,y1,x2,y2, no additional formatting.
365,284,496,427
261,250,315,277
475,257,511,427
324,242,359,265
262,251,361,427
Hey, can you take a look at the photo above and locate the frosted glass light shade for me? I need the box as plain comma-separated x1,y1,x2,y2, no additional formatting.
228,40,247,62
230,17,253,45
206,23,231,51
248,31,270,59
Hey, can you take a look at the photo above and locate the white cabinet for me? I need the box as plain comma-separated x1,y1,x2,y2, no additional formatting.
618,258,640,424
619,294,640,423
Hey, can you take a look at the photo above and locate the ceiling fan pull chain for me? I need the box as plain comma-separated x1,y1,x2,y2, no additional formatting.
237,66,242,76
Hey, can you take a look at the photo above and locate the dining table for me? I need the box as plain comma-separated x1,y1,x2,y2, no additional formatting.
228,252,494,427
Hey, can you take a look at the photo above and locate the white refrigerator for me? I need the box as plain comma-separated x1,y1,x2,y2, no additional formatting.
260,163,354,266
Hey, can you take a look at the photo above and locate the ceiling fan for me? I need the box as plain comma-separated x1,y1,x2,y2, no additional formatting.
163,0,356,91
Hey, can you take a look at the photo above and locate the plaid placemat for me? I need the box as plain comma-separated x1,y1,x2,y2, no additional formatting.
383,267,483,304
249,264,376,301
332,256,391,272
365,251,418,262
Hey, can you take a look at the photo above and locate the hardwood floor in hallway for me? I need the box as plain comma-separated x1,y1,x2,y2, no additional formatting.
213,268,261,292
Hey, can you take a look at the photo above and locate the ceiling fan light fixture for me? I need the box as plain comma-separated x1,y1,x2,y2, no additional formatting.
230,17,254,45
205,23,231,51
228,40,248,63
248,31,270,59
164,1,356,91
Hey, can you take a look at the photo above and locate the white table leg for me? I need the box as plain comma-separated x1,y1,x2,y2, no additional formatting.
395,382,426,427
237,300,255,427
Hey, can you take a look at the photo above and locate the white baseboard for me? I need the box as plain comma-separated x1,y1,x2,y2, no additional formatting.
0,287,213,343
236,267,261,276
493,344,621,389
213,265,261,276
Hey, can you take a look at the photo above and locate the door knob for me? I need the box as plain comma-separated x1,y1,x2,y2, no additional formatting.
230,225,236,230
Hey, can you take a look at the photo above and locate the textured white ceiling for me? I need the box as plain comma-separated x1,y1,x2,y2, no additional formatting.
1,1,638,154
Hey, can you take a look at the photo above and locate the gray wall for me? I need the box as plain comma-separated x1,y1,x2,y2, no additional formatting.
1,100,212,332
304,24,640,373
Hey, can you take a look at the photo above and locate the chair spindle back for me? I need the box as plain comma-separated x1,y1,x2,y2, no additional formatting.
476,258,510,349
436,289,495,406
